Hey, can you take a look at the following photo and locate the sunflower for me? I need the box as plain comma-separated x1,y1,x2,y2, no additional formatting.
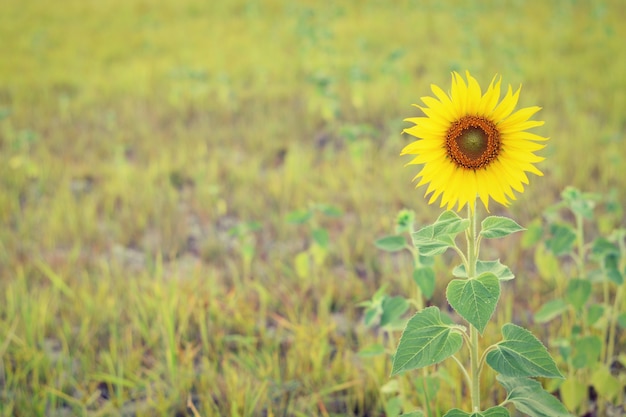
401,71,548,212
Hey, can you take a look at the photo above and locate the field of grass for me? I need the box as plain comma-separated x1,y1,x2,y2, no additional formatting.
1,0,625,416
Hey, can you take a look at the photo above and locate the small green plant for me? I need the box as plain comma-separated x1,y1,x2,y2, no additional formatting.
361,209,449,417
228,220,262,283
286,203,343,279
529,186,626,415
371,209,436,311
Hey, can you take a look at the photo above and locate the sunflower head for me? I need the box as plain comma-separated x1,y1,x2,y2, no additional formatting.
401,71,548,212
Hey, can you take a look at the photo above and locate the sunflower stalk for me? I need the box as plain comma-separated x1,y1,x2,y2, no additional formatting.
466,202,481,412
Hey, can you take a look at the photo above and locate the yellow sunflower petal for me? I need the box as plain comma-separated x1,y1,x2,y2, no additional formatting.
431,84,454,107
499,120,544,134
491,84,521,121
465,71,483,112
419,98,455,123
406,149,447,165
502,136,547,152
509,131,549,142
499,106,542,130
450,72,468,117
478,75,502,116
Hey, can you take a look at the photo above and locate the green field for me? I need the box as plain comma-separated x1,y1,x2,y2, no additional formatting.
1,0,625,416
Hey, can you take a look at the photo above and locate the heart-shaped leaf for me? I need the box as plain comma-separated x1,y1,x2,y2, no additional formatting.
413,266,436,299
480,216,525,239
571,335,601,369
487,324,563,378
412,211,470,256
391,307,464,375
565,278,591,310
497,376,571,417
446,272,500,333
375,235,407,252
545,223,576,256
380,296,409,328
534,299,568,323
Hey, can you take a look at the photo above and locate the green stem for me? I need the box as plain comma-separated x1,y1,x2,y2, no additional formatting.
451,354,473,389
466,205,478,274
575,213,585,278
470,326,480,412
467,202,481,412
604,232,626,366
574,213,589,334
421,368,432,417
408,245,425,311
606,283,623,366
600,278,610,364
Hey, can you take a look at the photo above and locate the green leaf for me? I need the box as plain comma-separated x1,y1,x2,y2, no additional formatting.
486,324,564,378
310,242,326,266
381,379,400,394
617,312,626,329
559,378,587,412
452,260,514,281
591,237,619,258
521,218,544,249
317,204,343,217
363,306,379,326
497,376,571,417
565,279,591,310
294,251,310,278
604,253,623,284
433,210,470,235
534,299,568,323
227,221,261,237
384,395,402,417
553,337,572,362
534,244,560,281
591,366,621,401
286,209,312,224
395,209,415,234
375,235,407,252
545,223,576,256
446,272,500,333
412,235,452,256
411,225,452,256
411,211,469,256
358,343,386,357
359,285,388,312
587,304,604,325
418,254,435,266
571,335,601,369
413,266,436,299
480,216,525,239
312,228,329,248
391,307,464,375
443,407,510,417
561,186,598,220
380,296,410,327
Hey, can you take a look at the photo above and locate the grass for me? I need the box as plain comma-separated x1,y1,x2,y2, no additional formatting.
1,0,625,415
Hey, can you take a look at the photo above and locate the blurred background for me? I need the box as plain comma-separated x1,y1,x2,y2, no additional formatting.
1,0,625,416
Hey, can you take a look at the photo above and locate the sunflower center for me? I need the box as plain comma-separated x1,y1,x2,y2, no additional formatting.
446,115,500,170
